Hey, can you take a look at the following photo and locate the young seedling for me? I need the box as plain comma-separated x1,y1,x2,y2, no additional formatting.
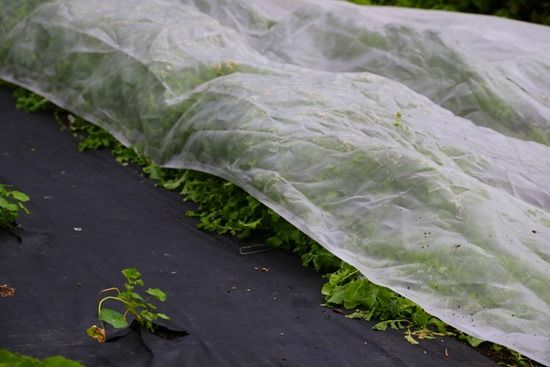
86,267,170,342
0,184,30,229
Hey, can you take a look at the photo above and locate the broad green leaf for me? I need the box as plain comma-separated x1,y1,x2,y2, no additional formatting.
162,174,187,190
412,311,430,326
342,280,379,309
463,335,484,347
326,286,345,305
0,198,17,211
342,280,364,309
140,310,156,323
130,291,144,301
99,308,128,329
10,191,29,202
121,268,141,281
156,313,171,320
146,288,167,302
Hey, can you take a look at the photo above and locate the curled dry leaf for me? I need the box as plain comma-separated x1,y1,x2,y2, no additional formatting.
0,284,16,297
86,325,106,343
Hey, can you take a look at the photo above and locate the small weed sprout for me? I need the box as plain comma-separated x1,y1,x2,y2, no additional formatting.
86,268,171,342
0,184,30,229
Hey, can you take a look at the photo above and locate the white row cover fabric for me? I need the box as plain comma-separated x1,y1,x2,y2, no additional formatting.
1,0,549,364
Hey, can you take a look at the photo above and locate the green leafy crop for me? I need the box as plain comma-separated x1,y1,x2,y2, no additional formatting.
86,267,170,342
0,184,30,229
322,263,449,344
13,88,54,113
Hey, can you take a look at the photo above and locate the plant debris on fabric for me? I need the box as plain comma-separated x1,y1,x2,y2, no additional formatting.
0,284,16,298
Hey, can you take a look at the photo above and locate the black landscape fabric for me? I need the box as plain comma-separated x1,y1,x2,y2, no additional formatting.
0,88,497,366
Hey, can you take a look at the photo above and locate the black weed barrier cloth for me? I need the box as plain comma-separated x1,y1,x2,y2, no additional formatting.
0,90,497,366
